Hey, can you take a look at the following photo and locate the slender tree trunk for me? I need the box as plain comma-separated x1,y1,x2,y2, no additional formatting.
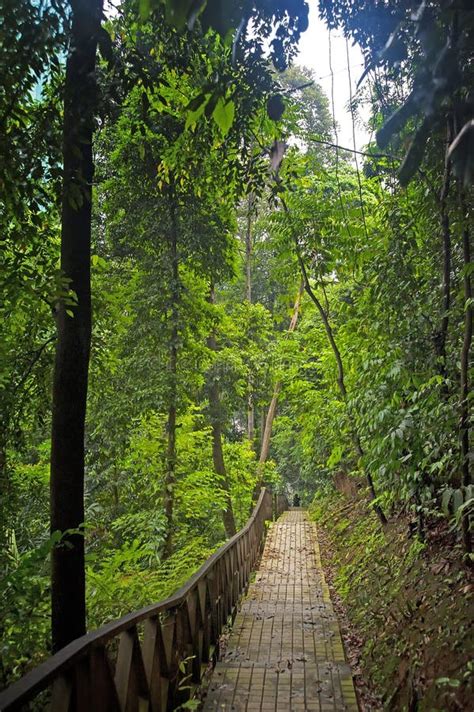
50,0,103,653
256,283,304,485
207,288,236,537
0,426,7,500
112,482,119,510
0,428,8,551
274,172,386,523
459,192,472,555
163,193,179,560
435,121,453,386
260,408,266,450
245,193,253,304
294,236,387,525
258,383,282,467
247,390,255,443
245,193,255,443
164,401,176,558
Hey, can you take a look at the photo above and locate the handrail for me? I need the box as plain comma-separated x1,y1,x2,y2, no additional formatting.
0,488,288,711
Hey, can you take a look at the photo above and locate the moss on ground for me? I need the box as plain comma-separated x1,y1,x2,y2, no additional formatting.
309,490,474,711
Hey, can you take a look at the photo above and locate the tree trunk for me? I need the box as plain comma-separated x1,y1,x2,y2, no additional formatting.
207,288,236,537
112,470,120,511
245,193,254,303
50,0,103,653
258,382,282,467
294,236,387,525
435,121,453,386
459,192,472,555
163,192,179,560
259,407,266,444
245,193,255,443
0,429,7,548
256,283,304,484
247,390,255,443
0,427,7,500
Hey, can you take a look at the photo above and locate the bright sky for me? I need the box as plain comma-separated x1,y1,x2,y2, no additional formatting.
296,1,371,151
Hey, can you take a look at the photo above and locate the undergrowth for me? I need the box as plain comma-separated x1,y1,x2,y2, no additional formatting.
0,535,217,688
309,490,474,711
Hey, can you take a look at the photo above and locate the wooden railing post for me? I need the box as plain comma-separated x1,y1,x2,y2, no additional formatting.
115,625,150,711
142,616,164,712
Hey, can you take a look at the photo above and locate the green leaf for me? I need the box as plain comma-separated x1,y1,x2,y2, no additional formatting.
139,0,151,20
455,498,474,524
452,488,463,514
267,94,285,121
185,94,211,130
212,97,235,136
327,444,343,468
398,118,430,187
163,0,196,30
376,95,416,149
441,488,452,515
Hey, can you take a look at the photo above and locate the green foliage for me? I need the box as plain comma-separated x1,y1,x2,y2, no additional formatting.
158,0,309,72
87,537,216,628
263,142,471,532
0,531,61,687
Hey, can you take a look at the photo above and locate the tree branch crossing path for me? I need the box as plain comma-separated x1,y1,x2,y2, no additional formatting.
203,509,358,712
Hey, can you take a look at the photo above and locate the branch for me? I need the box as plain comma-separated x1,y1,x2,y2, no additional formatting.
281,195,348,398
14,335,56,394
308,135,400,162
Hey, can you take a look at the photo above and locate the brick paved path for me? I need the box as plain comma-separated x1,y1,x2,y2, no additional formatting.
202,509,358,712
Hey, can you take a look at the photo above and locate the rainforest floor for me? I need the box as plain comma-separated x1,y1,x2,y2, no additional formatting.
309,489,474,711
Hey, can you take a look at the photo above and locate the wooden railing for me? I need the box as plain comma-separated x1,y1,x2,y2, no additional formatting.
0,488,288,711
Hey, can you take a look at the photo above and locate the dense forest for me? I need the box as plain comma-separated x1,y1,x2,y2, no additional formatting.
1,0,473,709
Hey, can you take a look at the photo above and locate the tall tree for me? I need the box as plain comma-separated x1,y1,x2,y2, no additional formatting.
294,246,387,524
245,193,256,443
163,187,180,559
206,288,237,538
459,192,472,554
50,0,103,652
258,283,304,477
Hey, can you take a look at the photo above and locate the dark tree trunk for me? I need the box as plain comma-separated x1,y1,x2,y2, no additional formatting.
207,288,236,538
0,429,7,547
0,427,7,499
434,121,453,386
50,0,103,653
210,388,237,538
163,193,179,560
112,481,119,510
164,399,177,559
459,192,472,555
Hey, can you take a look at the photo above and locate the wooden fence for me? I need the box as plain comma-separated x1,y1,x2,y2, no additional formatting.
0,488,288,711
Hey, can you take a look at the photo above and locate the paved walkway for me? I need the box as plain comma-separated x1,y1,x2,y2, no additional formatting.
203,509,358,712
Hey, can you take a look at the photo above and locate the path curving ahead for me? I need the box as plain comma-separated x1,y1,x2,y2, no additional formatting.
203,509,358,712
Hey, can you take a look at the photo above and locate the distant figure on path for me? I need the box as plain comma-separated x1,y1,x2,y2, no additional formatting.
293,493,301,507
